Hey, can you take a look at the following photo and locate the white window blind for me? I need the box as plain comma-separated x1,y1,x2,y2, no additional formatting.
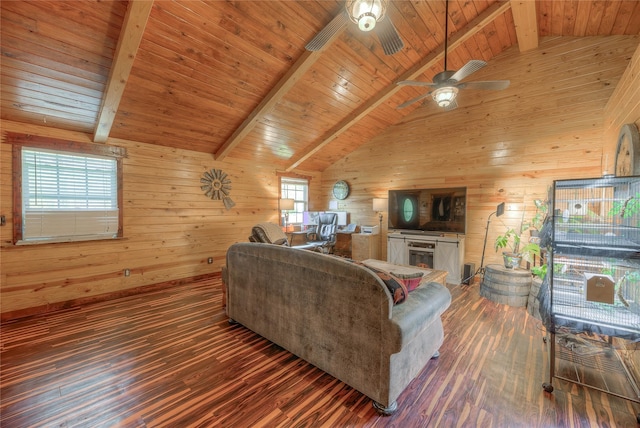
21,148,119,243
281,177,308,224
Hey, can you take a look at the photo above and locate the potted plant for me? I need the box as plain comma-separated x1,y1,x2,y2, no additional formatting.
527,198,548,241
494,216,541,270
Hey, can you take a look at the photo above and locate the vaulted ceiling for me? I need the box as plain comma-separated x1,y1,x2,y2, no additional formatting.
2,1,639,172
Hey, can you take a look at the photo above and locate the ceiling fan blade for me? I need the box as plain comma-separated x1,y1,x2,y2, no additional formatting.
375,17,404,55
397,92,432,109
397,80,437,88
459,80,511,90
449,59,487,82
305,11,348,52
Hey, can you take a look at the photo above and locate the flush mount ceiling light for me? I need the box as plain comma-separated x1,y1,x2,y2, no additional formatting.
432,86,459,108
345,0,388,32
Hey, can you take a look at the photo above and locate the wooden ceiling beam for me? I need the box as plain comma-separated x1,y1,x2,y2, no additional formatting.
510,0,539,52
214,13,347,161
285,0,512,171
93,0,153,143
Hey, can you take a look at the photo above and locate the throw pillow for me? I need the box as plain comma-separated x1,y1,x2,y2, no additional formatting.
390,271,424,292
341,258,409,304
373,269,408,305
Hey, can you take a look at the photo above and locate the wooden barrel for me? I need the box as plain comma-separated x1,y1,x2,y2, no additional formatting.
527,277,543,319
480,264,532,307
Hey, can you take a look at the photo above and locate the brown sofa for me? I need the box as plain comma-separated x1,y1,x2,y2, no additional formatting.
224,242,452,414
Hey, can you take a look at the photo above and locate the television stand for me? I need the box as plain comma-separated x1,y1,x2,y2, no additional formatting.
399,230,445,237
387,232,465,284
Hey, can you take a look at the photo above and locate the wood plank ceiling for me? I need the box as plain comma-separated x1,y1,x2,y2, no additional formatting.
2,1,639,172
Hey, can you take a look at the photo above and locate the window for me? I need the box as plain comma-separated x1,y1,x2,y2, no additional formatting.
280,177,308,225
10,133,125,244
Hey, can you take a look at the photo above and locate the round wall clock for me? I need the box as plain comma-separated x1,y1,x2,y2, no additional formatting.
615,123,640,177
332,180,350,200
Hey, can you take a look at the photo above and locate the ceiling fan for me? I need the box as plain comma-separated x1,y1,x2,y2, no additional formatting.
396,0,509,110
305,0,404,56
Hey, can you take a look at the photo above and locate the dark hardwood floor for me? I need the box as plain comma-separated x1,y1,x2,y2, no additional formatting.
1,276,638,427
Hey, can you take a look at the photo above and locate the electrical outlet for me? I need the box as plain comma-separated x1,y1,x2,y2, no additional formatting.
207,257,213,264
124,269,130,277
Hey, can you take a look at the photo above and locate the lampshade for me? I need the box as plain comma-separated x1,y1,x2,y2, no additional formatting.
432,86,459,107
280,198,295,211
346,0,388,32
372,198,387,213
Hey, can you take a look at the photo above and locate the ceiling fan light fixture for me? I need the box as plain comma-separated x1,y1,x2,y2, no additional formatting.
346,0,387,32
432,86,458,108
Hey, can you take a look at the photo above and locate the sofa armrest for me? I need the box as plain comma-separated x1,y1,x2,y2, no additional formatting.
386,282,451,353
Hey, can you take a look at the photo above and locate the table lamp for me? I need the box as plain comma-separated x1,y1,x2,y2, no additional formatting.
280,198,295,230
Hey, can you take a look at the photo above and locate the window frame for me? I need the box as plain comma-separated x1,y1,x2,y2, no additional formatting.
280,176,309,226
9,133,126,245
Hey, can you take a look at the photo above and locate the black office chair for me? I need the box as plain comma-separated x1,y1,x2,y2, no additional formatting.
304,213,338,254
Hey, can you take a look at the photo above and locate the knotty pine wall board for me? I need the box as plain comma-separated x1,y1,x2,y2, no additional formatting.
321,36,639,264
603,40,640,165
602,40,640,392
1,36,638,318
0,120,321,318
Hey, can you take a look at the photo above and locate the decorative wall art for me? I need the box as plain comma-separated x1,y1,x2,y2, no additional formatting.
201,168,235,210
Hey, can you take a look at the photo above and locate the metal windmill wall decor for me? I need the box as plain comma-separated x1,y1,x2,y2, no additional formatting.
201,168,235,210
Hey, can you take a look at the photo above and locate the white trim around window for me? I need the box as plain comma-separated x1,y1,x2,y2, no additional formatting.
9,133,126,245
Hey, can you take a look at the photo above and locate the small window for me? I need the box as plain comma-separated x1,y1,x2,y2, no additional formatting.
280,177,308,225
10,133,125,244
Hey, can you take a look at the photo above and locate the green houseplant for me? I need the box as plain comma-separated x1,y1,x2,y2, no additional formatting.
494,228,540,269
527,198,548,240
494,207,541,269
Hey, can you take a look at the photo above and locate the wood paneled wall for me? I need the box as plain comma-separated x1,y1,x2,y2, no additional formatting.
603,41,640,165
321,36,640,266
602,40,640,395
2,36,638,320
0,121,321,319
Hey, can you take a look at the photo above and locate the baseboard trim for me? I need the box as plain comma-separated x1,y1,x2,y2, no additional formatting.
1,272,221,323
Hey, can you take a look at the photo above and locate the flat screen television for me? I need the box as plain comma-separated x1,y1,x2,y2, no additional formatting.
388,187,467,234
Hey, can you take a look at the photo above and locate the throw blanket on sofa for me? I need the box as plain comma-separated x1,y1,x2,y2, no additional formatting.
252,222,289,245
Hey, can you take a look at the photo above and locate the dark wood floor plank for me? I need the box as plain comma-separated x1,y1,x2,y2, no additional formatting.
2,277,639,427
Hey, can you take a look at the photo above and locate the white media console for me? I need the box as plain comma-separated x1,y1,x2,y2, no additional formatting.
387,231,465,284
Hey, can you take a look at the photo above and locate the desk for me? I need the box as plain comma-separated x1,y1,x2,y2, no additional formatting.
352,233,380,261
334,232,354,258
287,231,308,246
